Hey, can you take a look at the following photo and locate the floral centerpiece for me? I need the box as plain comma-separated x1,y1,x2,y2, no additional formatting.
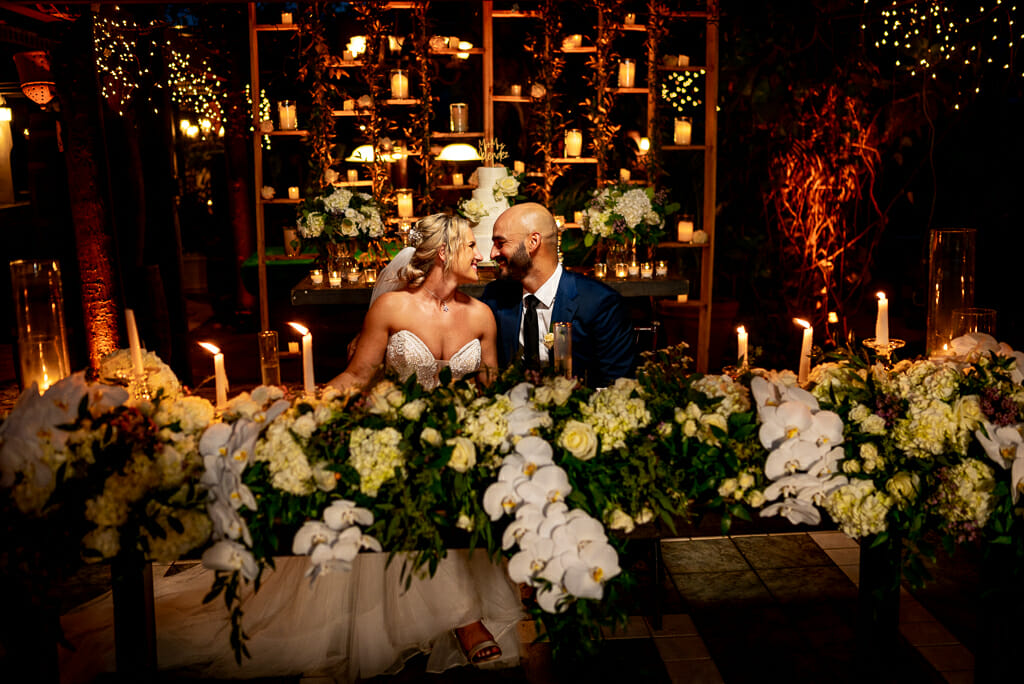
581,183,678,247
295,186,387,269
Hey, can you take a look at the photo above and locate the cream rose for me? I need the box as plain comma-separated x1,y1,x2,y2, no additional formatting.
447,436,477,472
420,427,443,447
559,420,598,461
494,175,520,200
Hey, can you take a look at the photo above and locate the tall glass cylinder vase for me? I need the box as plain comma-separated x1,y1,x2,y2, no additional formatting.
926,228,976,356
10,259,71,392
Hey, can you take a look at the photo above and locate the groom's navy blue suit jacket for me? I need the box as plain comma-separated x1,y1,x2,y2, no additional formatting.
480,270,636,387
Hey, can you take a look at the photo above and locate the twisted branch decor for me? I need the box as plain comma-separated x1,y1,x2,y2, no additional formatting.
765,84,884,344
525,0,567,205
297,1,339,191
585,0,624,185
643,0,669,183
353,1,392,206
412,1,442,215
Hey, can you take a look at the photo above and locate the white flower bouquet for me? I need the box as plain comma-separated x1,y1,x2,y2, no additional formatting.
581,183,678,247
296,187,386,245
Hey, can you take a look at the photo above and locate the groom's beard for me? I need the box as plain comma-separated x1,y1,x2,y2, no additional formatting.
497,241,532,281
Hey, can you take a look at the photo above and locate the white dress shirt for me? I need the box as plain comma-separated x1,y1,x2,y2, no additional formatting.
520,264,563,364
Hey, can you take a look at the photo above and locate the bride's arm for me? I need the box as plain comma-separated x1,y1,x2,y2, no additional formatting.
476,302,500,386
326,297,393,390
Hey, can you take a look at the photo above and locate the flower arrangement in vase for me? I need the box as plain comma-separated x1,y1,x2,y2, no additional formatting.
580,183,678,248
296,187,387,269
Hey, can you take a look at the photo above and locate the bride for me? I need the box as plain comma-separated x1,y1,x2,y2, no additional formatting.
59,215,523,682
329,212,499,390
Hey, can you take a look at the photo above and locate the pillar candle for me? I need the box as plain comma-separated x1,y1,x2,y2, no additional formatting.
513,161,525,174
673,117,692,145
876,292,889,348
795,319,812,384
624,13,636,24
618,59,636,88
509,84,522,96
396,190,414,218
125,309,144,379
390,70,409,98
678,54,690,66
277,102,297,130
289,323,315,394
280,12,292,24
347,169,359,182
450,103,468,132
452,172,464,185
620,168,631,182
198,342,228,408
288,186,299,200
564,129,582,157
677,216,694,242
737,325,748,367
574,211,584,225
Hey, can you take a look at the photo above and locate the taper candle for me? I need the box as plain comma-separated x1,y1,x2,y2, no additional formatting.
289,322,315,394
198,342,228,408
876,292,889,349
795,318,812,384
737,325,748,367
125,308,145,380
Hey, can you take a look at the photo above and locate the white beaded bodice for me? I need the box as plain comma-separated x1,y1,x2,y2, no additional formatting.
385,330,481,390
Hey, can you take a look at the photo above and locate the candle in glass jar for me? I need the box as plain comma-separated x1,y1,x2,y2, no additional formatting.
618,59,636,88
450,103,468,132
615,263,629,279
396,189,414,218
288,323,315,394
347,169,359,182
737,325,748,367
390,69,409,98
280,12,292,24
564,129,583,157
619,168,631,182
678,54,690,66
347,267,361,284
574,211,584,225
624,13,636,24
288,186,300,200
673,117,692,145
277,101,297,130
628,262,640,277
876,292,889,348
795,318,813,385
310,269,324,285
513,161,525,174
509,84,522,96
342,50,355,62
365,269,378,284
677,215,694,242
594,263,608,279
641,262,654,279
656,260,668,277
452,172,464,186
328,270,342,288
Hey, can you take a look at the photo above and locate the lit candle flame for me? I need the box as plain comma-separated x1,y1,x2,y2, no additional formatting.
877,291,887,301
794,318,810,329
737,325,746,335
198,341,221,355
289,322,310,336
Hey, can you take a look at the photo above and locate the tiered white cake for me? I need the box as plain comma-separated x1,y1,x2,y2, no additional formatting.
469,165,509,260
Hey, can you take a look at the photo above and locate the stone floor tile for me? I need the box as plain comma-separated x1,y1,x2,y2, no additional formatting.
669,569,772,606
758,565,858,602
654,635,711,661
901,596,938,623
733,533,834,569
647,613,698,637
602,614,651,639
942,670,975,684
900,620,960,646
661,538,748,574
918,644,975,671
837,563,860,585
808,530,859,549
663,659,724,684
824,547,861,566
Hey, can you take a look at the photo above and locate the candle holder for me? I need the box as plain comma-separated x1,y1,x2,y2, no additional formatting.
450,103,468,132
553,322,573,378
618,58,636,88
347,267,361,284
564,129,583,158
328,270,342,288
10,259,71,392
277,100,298,130
673,117,692,145
863,337,906,364
655,260,668,278
310,268,324,285
258,331,281,386
396,188,414,218
364,269,378,284
594,263,608,279
615,262,629,279
390,69,409,98
640,262,654,279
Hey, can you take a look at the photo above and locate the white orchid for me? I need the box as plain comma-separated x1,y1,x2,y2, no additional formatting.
516,465,572,506
483,479,523,520
975,421,1024,469
506,405,552,436
563,541,621,600
764,440,826,480
760,498,821,526
508,537,556,585
551,513,608,554
202,540,259,580
323,499,374,530
208,500,252,546
758,400,815,449
502,503,545,550
292,520,338,555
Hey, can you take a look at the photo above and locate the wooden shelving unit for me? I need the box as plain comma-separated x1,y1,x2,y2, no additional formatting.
248,1,719,369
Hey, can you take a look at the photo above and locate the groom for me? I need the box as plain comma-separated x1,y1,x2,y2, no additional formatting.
480,202,636,387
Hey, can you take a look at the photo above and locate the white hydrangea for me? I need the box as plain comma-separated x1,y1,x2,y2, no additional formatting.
323,187,353,214
580,378,651,453
348,426,404,496
823,478,893,539
616,188,652,228
299,212,326,239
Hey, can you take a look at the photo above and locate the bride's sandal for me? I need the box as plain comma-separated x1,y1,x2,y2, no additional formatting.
454,621,502,666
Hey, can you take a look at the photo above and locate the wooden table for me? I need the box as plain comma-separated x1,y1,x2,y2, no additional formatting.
291,274,690,306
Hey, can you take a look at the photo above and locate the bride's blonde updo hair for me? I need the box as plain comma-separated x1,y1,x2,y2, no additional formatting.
401,213,470,288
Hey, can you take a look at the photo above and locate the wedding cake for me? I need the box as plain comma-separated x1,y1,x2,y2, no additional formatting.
468,165,510,259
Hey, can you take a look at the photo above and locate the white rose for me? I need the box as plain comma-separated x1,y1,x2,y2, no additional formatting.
559,420,598,461
746,490,766,507
460,198,489,223
494,175,520,200
421,427,443,447
738,471,755,490
605,508,635,534
447,436,477,472
718,478,738,498
456,513,475,531
400,399,426,421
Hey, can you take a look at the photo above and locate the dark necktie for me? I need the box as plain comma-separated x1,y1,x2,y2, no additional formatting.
522,294,540,370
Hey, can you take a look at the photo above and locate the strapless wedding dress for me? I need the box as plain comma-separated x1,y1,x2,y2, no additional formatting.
386,330,481,389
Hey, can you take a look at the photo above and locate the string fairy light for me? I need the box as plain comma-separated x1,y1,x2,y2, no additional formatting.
660,69,705,116
863,0,1020,107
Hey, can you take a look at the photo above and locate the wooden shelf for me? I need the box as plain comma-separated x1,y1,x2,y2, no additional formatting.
492,10,540,18
435,184,478,191
429,48,486,56
258,130,308,137
331,181,373,188
662,144,707,151
381,98,422,105
262,198,303,205
493,95,531,103
551,157,598,164
255,24,299,32
659,241,710,248
668,11,710,20
432,131,484,139
331,109,371,117
657,65,706,73
615,23,648,31
612,87,649,95
561,46,597,54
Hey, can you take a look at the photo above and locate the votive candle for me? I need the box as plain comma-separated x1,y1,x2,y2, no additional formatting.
365,269,378,284
615,263,629,279
624,12,636,24
513,160,525,174
452,172,464,185
280,12,292,24
347,267,361,284
677,215,695,242
641,262,654,279
310,269,324,285
288,186,300,200
673,117,692,145
656,260,668,277
564,129,583,157
509,84,522,96
574,211,584,225
620,168,631,182
628,262,640,277
594,263,608,279
328,270,342,287
347,169,359,182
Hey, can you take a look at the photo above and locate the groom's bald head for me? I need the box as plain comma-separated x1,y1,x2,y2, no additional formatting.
491,202,560,291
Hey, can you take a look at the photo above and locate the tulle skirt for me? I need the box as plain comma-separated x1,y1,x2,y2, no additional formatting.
59,550,524,682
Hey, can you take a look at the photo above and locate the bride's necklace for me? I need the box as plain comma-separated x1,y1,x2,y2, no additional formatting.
423,286,451,312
